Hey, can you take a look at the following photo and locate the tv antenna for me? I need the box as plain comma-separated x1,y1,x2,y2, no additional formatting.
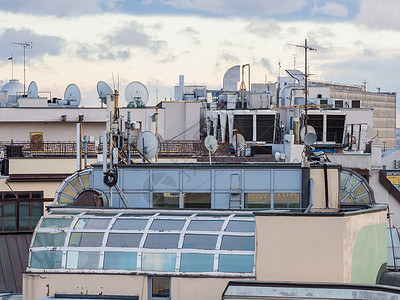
12,41,33,96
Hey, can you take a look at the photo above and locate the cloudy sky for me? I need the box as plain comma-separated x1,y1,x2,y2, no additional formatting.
0,0,399,120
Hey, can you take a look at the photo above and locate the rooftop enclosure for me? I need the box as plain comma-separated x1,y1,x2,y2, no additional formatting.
23,206,387,300
52,163,357,211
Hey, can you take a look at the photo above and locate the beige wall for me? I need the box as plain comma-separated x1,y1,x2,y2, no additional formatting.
254,209,386,284
23,273,249,300
23,274,148,300
310,167,339,210
9,158,97,174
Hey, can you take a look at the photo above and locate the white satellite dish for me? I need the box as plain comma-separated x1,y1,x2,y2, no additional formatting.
232,133,246,151
204,135,218,153
27,81,38,98
125,81,149,106
97,81,113,104
304,132,317,146
300,125,316,142
137,131,158,160
64,83,81,105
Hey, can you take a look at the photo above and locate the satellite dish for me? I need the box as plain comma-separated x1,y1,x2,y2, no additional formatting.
97,81,113,104
274,152,281,162
300,125,316,142
64,83,81,105
125,81,149,106
304,132,317,146
232,133,246,151
137,131,158,160
204,135,218,153
27,81,38,97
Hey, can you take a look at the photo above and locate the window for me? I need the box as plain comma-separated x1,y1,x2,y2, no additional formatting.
180,253,214,272
274,193,300,209
182,234,218,249
30,250,62,269
106,233,142,247
244,193,271,209
351,100,361,108
150,277,170,300
67,251,100,269
104,252,137,270
153,193,179,208
182,193,211,208
142,253,176,272
218,254,254,273
0,191,44,232
335,100,343,108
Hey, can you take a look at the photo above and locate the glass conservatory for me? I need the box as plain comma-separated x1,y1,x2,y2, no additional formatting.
28,208,255,277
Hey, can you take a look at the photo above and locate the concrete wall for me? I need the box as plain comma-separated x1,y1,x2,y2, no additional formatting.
254,208,387,284
310,167,339,210
22,273,246,300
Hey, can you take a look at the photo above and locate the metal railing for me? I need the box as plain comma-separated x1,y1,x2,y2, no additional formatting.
0,141,231,158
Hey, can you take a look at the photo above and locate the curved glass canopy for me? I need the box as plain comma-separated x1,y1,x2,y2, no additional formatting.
28,208,255,277
339,168,375,204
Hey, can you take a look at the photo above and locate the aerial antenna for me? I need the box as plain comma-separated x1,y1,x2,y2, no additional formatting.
111,72,116,91
12,41,33,96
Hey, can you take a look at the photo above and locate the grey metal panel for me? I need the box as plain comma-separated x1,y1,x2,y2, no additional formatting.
182,169,212,190
152,170,180,190
244,170,271,190
127,193,151,208
123,170,150,190
214,170,242,191
273,170,301,190
214,193,230,209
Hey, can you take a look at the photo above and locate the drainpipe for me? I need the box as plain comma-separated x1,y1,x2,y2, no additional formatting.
324,163,329,208
304,178,314,213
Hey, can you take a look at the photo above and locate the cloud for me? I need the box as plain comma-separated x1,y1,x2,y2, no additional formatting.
260,58,272,72
161,0,307,15
357,0,400,30
178,27,201,44
245,18,281,39
107,21,167,54
75,43,131,61
0,0,122,17
0,28,64,59
313,2,348,17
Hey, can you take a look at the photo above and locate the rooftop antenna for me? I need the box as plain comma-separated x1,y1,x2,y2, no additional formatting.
12,41,33,95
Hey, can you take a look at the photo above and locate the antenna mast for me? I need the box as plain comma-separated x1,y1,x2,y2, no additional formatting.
292,39,317,130
12,41,33,95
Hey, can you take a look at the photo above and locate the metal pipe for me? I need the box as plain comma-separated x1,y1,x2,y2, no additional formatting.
324,163,329,208
76,123,82,171
83,135,87,168
127,112,131,164
102,131,107,173
304,178,314,213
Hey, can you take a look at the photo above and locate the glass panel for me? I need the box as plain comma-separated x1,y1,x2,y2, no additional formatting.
187,220,223,231
31,192,43,199
31,202,42,230
273,193,300,209
4,202,16,231
18,202,30,231
18,193,30,198
150,219,185,230
30,251,62,269
182,193,211,209
104,252,137,270
59,195,73,204
33,232,66,247
84,212,117,217
182,234,218,250
346,176,359,191
80,174,90,189
40,218,73,229
66,251,100,269
218,254,254,273
112,218,148,230
225,220,255,232
340,173,349,188
220,236,255,251
61,185,77,198
48,211,80,216
152,277,170,298
244,193,271,209
69,177,83,192
142,253,176,272
144,233,180,249
153,193,179,208
180,253,214,272
74,218,111,229
3,193,15,199
106,233,142,247
69,232,104,247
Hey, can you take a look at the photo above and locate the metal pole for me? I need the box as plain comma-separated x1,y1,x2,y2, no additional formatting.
83,135,87,168
127,112,131,164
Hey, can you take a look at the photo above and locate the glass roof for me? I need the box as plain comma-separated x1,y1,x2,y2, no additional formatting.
28,208,255,276
339,168,374,204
